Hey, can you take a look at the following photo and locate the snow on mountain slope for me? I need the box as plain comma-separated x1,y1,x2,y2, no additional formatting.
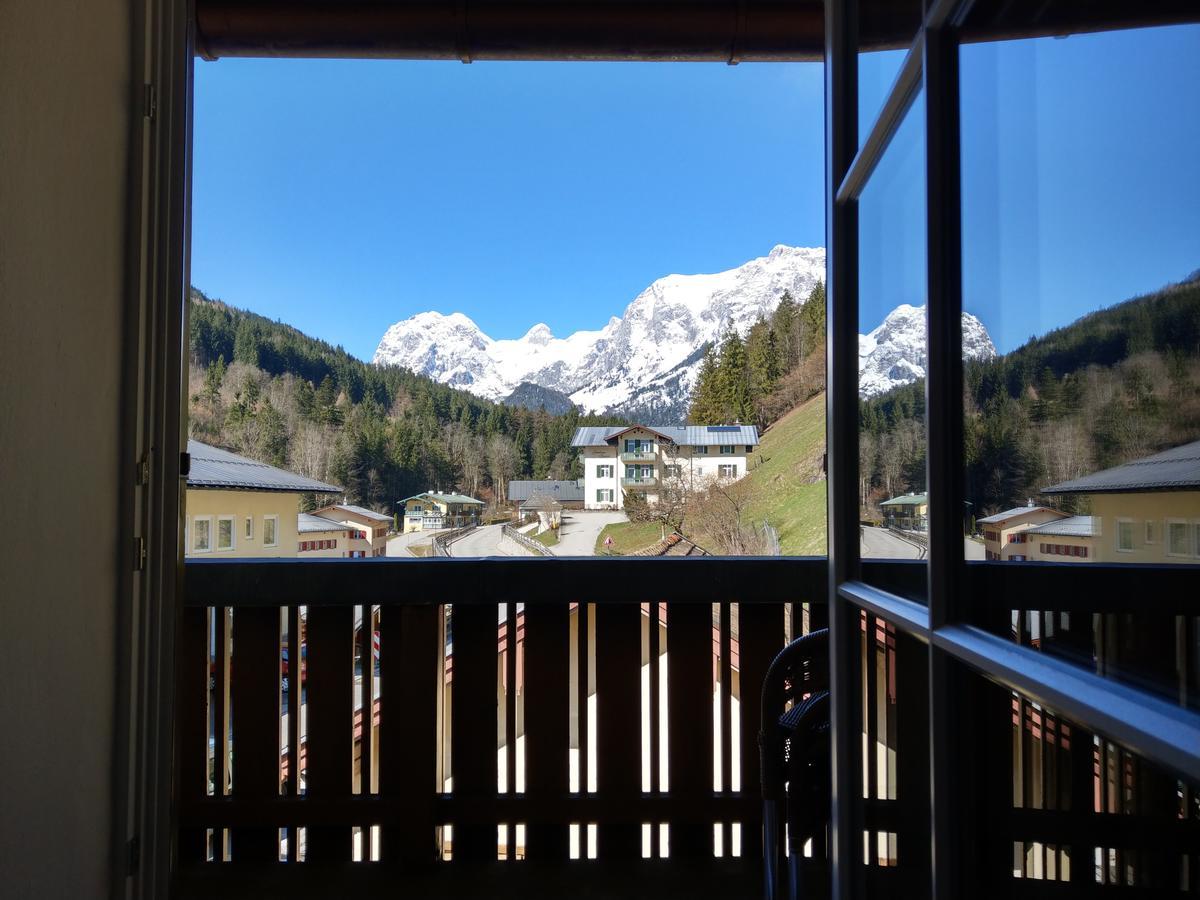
372,246,996,414
373,245,826,412
858,304,996,398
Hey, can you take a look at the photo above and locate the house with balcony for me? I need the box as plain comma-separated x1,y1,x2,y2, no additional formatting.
1042,438,1200,563
977,505,1068,561
311,502,393,557
401,491,485,532
185,440,342,557
879,492,929,532
571,424,759,510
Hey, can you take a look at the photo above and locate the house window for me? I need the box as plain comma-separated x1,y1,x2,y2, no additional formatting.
245,517,253,539
193,516,212,553
746,444,754,453
1116,519,1135,552
720,445,735,455
263,515,278,547
694,445,708,454
596,489,613,503
1144,520,1157,544
217,515,235,551
718,464,737,478
665,464,682,478
597,465,613,478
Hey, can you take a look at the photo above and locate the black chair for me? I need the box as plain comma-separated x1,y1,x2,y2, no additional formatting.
759,628,831,900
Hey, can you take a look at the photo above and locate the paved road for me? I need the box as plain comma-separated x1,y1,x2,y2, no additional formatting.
552,510,629,556
447,524,531,557
385,530,437,557
860,526,987,561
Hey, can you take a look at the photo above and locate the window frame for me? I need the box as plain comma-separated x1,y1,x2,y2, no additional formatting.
216,514,236,552
1166,517,1190,557
192,515,213,554
263,514,279,548
1115,517,1136,553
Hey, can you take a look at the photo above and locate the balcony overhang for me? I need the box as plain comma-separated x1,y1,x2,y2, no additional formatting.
193,1,1200,62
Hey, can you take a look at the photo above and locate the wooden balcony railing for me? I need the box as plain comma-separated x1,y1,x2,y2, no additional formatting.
177,556,831,898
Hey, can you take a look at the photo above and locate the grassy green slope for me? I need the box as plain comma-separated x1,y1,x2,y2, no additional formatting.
737,393,827,556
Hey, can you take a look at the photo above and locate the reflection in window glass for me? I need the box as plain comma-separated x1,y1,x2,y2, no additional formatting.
857,49,908,148
857,90,930,599
960,22,1200,705
961,24,1200,569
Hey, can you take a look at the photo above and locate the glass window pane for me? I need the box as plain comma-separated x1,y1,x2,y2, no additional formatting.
960,20,1200,704
858,89,929,603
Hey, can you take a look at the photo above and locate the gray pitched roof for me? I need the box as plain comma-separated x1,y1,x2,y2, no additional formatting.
298,513,348,534
1042,439,1200,494
1024,516,1099,538
186,440,342,494
317,503,392,523
571,424,760,448
508,480,584,502
977,505,1061,525
520,493,564,511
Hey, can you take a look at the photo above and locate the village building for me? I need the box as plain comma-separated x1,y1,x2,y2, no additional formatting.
311,503,393,557
507,479,585,509
401,491,485,532
297,512,349,557
520,493,564,534
184,439,342,558
571,424,759,510
1042,438,1200,564
1022,515,1100,562
879,493,928,531
977,505,1068,561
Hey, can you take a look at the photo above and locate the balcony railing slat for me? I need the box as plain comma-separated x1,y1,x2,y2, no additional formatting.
179,605,210,863
668,601,715,858
305,605,355,861
595,602,642,858
285,604,301,862
230,606,284,861
523,602,571,859
450,603,500,861
380,603,441,864
737,602,785,863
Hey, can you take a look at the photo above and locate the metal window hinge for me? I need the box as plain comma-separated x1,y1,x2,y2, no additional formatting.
135,537,147,572
137,452,150,486
144,84,156,121
126,836,140,876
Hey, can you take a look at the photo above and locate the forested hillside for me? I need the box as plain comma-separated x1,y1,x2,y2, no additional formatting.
859,274,1200,519
187,289,621,511
688,282,827,427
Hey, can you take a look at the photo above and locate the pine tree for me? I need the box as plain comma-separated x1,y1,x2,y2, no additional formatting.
746,320,781,408
799,281,827,360
716,331,752,423
688,343,722,423
772,291,800,371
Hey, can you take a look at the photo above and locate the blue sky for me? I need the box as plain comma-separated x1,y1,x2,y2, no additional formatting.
191,61,825,359
858,24,1200,353
193,24,1199,362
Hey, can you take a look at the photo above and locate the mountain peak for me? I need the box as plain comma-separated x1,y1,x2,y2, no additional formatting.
522,323,554,345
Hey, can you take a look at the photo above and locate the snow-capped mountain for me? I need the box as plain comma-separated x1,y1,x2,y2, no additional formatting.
372,245,996,416
858,304,996,398
373,245,827,415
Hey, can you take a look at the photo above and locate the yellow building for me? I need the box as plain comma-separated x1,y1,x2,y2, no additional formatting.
402,492,485,533
185,440,342,558
879,493,929,531
977,505,1068,561
311,503,393,557
1022,516,1099,562
1043,440,1200,564
297,513,350,558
